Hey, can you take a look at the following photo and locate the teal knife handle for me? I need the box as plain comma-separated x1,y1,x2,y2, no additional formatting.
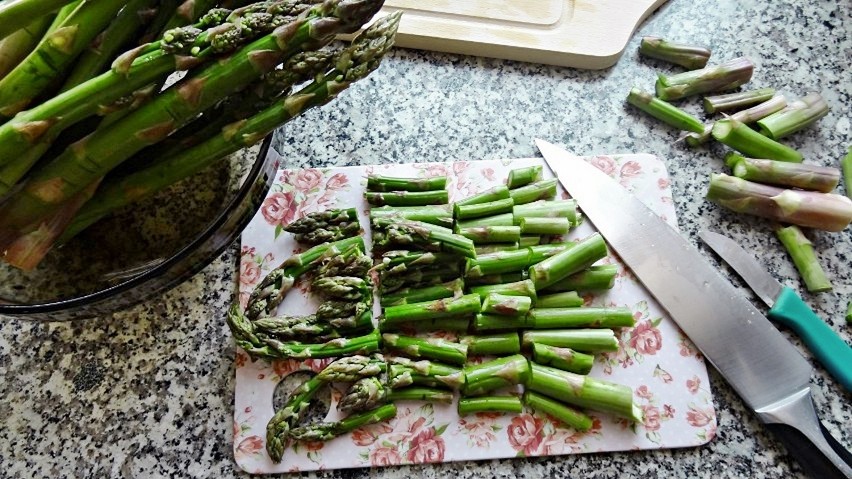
769,287,852,392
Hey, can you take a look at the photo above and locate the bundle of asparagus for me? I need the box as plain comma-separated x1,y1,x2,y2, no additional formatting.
0,0,401,271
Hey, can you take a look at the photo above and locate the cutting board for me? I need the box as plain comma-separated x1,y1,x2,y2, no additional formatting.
232,155,716,474
371,0,670,69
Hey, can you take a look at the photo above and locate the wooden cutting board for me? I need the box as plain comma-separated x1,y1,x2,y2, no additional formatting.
373,0,670,69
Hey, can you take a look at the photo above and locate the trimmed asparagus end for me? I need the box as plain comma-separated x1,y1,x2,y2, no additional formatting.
656,57,754,101
775,225,832,293
756,92,829,140
712,117,803,163
627,87,705,133
703,88,775,114
639,36,711,70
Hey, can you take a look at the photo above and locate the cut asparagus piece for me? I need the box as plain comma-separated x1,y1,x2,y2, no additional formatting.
519,217,571,235
475,243,520,255
382,333,469,365
387,358,465,390
459,226,521,244
365,190,449,206
775,225,832,293
522,329,619,353
378,250,461,274
542,265,618,292
846,302,852,325
237,328,382,360
469,279,537,303
732,157,841,193
706,173,852,232
466,272,525,286
387,386,454,403
285,208,358,233
473,313,529,332
380,278,464,307
712,118,803,163
461,333,521,356
367,174,447,192
380,317,471,333
529,233,608,290
507,165,543,188
457,212,515,229
519,235,541,247
371,218,477,259
378,268,461,294
370,205,454,228
462,354,530,397
703,88,776,114
638,36,710,70
843,146,852,200
454,198,514,221
381,293,481,328
655,57,754,101
337,377,387,414
536,291,584,308
289,403,397,442
508,179,558,205
523,391,593,431
513,200,580,226
527,307,635,329
686,95,788,147
532,343,594,375
756,93,829,140
316,355,387,383
528,363,643,423
482,293,532,317
455,185,511,207
466,249,532,278
458,396,523,415
266,375,324,462
626,87,705,133
527,243,576,265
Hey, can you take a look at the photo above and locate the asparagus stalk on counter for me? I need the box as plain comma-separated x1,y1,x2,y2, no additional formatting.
370,205,454,228
387,386,455,403
466,272,525,286
518,217,571,235
380,317,471,333
380,293,481,328
655,57,754,101
712,117,803,163
371,218,477,258
703,88,776,113
469,279,538,303
730,157,841,193
523,391,593,431
513,200,580,226
337,377,387,414
0,0,74,41
508,179,558,205
775,225,833,293
475,243,520,255
454,198,514,220
379,278,464,307
457,212,515,229
367,174,447,192
0,15,54,80
316,355,387,383
529,233,608,289
267,375,325,462
756,92,829,140
843,146,852,200
626,87,705,133
638,36,711,70
541,264,618,292
458,396,523,415
473,313,529,332
458,226,522,244
685,95,787,147
526,307,636,329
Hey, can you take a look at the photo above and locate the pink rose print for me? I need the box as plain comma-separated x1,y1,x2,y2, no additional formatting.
370,447,402,466
642,405,661,431
421,164,448,178
619,161,642,179
663,404,675,419
459,419,497,448
481,167,495,181
406,427,446,463
657,177,670,189
687,405,714,427
635,385,653,400
630,320,663,355
240,259,262,286
326,172,348,190
234,351,248,368
235,436,264,456
687,376,701,394
507,413,545,456
589,156,617,176
301,441,324,452
295,169,323,191
476,411,504,420
271,359,300,378
453,161,470,175
351,423,393,446
261,191,297,226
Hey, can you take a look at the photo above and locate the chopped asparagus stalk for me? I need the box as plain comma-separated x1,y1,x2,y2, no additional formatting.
706,173,852,232
638,36,711,70
474,313,529,332
455,185,511,206
775,226,832,293
712,117,803,163
289,403,397,442
378,250,461,273
508,179,558,205
237,329,382,360
475,243,520,255
519,217,571,235
382,333,469,365
519,235,541,247
536,291,584,308
454,198,514,221
466,249,532,278
507,165,544,188
461,332,522,355
458,396,523,415
482,292,532,316
458,226,522,244
379,265,462,294
337,377,388,414
686,95,788,147
462,354,530,397
527,243,578,265
626,87,705,133
756,92,829,140
388,357,465,390
380,278,464,307
655,57,754,101
846,302,852,325
513,200,580,226
317,355,387,383
542,265,618,292
703,88,776,113
530,233,608,290
522,329,619,353
843,146,852,200
380,317,472,333
457,212,515,229
367,174,448,192
387,386,454,403
381,293,481,328
532,343,594,375
370,205,454,228
365,190,449,206
522,391,593,431
466,272,525,286
372,218,477,259
470,279,538,303
527,307,635,329
732,157,841,192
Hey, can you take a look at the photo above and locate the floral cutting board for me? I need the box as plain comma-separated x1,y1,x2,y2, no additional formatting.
233,155,717,474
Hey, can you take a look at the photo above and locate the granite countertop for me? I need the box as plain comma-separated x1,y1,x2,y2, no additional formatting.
1,0,850,477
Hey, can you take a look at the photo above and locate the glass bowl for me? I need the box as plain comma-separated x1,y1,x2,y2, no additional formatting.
0,137,278,321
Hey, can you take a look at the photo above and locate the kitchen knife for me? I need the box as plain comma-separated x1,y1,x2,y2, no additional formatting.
700,229,852,392
534,138,852,479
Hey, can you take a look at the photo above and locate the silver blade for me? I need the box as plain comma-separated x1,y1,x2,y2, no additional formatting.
698,230,783,308
535,138,812,411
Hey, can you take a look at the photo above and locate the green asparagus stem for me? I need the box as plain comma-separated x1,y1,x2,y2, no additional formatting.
528,363,643,423
455,185,510,206
252,310,371,341
469,279,537,303
638,36,710,70
365,190,449,206
237,329,382,361
462,354,529,397
712,117,803,163
458,396,523,415
473,313,529,332
475,243,520,255
531,343,594,375
507,165,543,189
316,355,386,383
379,267,461,294
731,157,841,193
454,198,514,220
536,291,584,308
457,212,514,229
508,179,558,205
316,246,372,279
381,293,481,328
522,329,619,353
756,92,829,140
843,147,852,200
380,317,471,333
378,250,461,273
371,218,477,259
312,276,369,300
465,249,532,278
370,205,454,228
387,357,465,390
285,208,357,232
289,403,397,442
527,243,576,264
367,174,447,192
380,278,464,307
519,217,571,235
529,233,608,290
518,235,541,247
267,375,324,462
337,377,387,414
541,264,618,292
775,225,832,293
703,88,775,114
655,57,754,101
0,15,54,80
706,173,852,232
0,0,74,42
387,386,454,403
522,391,593,431
461,333,521,355
846,302,852,325
527,307,635,329
459,226,521,244
382,333,469,365
466,272,525,286
626,87,705,133
513,200,580,226
482,293,531,316
685,95,787,147
163,0,223,31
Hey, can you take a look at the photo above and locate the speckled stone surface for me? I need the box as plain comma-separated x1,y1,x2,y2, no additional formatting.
1,0,850,477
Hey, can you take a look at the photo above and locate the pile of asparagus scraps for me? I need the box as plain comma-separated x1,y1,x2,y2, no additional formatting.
630,37,852,296
0,0,401,271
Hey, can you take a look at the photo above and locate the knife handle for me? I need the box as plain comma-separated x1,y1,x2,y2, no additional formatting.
768,287,852,392
765,421,852,479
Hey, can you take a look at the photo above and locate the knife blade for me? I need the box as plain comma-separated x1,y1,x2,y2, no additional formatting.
534,138,851,479
700,229,852,392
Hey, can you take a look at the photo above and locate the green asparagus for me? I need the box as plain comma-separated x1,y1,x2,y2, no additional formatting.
522,391,593,431
529,233,608,289
457,212,515,229
337,377,387,414
518,217,571,235
465,249,532,278
541,265,618,292
316,355,387,383
655,57,754,101
382,333,469,365
638,36,710,70
527,307,635,329
458,396,523,415
462,354,530,397
455,185,510,206
843,146,852,200
481,293,531,316
731,157,841,193
289,403,397,442
507,165,543,188
380,278,464,307
387,357,464,389
756,92,829,140
370,205,454,228
531,343,594,375
473,313,529,332
371,218,477,259
454,198,514,221
513,200,580,226
685,94,787,147
266,374,325,462
536,291,584,308
387,386,454,403
461,332,521,355
626,87,705,133
775,225,832,293
381,293,481,328
703,88,775,114
522,329,619,353
458,226,521,243
508,179,558,205
469,279,537,303
365,190,449,206
366,174,447,192
712,118,803,163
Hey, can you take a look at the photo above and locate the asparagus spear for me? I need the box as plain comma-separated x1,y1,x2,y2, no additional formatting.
513,200,580,226
481,293,531,316
378,266,461,294
706,173,852,232
518,235,541,247
337,377,387,414
377,250,461,275
626,87,705,133
316,355,387,383
473,313,529,332
507,166,543,189
655,57,754,101
285,208,357,233
381,293,481,327
508,179,558,205
529,233,608,290
712,118,803,163
312,276,369,300
458,226,521,244
522,329,619,353
266,374,324,462
528,363,643,423
455,185,510,206
387,386,454,403
465,249,532,278
252,311,371,340
532,343,594,375
457,212,514,229
382,333,469,365
0,0,75,42
536,291,583,308
541,265,618,292
366,174,447,192
847,302,852,325
843,147,852,200
756,92,829,140
371,218,477,259
638,36,710,70
0,15,54,80
316,247,372,279
454,198,514,221
247,329,382,360
365,190,449,206
289,403,397,442
458,396,523,415
527,307,635,329
527,243,576,264
703,88,775,114
685,95,787,147
380,278,464,307
731,157,841,193
523,391,593,431
469,279,537,303
462,354,530,397
379,317,471,333
519,217,571,235
387,357,465,389
461,333,521,355
370,205,454,228
775,225,832,293
466,272,525,286
475,243,520,255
